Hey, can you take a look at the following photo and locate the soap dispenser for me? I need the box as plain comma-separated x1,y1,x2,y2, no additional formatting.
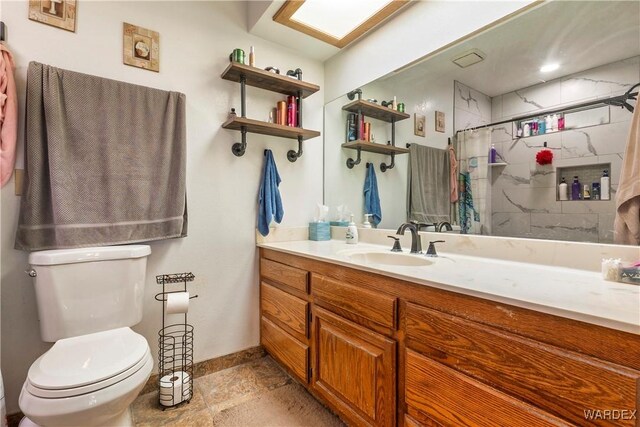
363,214,373,229
346,214,358,244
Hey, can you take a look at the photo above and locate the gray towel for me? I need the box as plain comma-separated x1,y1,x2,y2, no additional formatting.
406,144,450,224
15,62,187,250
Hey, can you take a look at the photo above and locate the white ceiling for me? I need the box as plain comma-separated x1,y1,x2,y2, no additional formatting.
382,1,640,97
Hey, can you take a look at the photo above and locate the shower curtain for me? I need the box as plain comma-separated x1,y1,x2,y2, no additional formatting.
456,128,491,234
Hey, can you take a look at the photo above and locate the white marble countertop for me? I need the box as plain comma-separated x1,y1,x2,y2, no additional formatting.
258,239,640,335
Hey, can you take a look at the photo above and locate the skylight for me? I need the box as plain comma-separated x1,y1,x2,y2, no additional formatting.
290,0,392,39
273,0,410,49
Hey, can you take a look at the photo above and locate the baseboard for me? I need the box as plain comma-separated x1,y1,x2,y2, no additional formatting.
6,345,266,426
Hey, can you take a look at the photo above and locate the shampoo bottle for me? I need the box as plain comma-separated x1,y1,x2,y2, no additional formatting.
523,122,531,137
601,170,610,200
571,176,581,200
558,177,568,201
346,214,358,244
363,214,372,229
489,144,497,163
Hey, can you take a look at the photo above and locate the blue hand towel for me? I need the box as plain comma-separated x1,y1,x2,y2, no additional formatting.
364,164,382,226
258,150,284,236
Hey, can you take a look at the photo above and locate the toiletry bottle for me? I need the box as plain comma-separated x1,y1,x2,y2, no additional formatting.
583,184,591,200
523,122,531,137
286,95,297,127
591,182,600,200
545,115,552,132
558,177,568,201
558,114,565,131
489,143,497,164
538,118,546,135
552,114,559,132
601,170,610,200
228,108,237,120
571,176,581,200
363,214,372,229
392,96,397,110
531,121,538,136
249,46,255,67
346,214,358,244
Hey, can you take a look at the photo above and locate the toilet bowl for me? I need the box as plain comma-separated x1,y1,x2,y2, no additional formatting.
19,328,152,427
18,245,153,427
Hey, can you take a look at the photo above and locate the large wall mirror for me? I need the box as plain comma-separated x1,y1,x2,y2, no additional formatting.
324,1,640,245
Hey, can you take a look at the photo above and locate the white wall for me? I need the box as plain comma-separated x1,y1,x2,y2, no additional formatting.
323,0,535,102
0,0,324,413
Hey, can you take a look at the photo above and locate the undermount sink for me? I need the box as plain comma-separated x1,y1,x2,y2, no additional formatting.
340,250,433,267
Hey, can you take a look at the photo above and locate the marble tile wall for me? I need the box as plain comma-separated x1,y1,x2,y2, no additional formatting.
454,82,493,234
454,81,492,132
490,57,639,243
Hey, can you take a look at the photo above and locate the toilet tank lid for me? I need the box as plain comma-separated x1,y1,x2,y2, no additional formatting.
29,245,151,266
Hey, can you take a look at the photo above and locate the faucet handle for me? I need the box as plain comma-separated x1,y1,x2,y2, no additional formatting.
387,236,402,252
426,240,445,257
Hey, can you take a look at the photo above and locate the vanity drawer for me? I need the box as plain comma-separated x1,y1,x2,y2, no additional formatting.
260,258,309,294
261,316,309,383
311,274,397,329
405,349,571,427
261,282,308,339
405,302,640,426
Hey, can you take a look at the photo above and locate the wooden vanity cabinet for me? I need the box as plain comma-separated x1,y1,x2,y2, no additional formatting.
259,258,310,383
259,248,640,427
312,306,396,427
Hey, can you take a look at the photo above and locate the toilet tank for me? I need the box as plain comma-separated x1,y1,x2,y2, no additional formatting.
28,245,151,342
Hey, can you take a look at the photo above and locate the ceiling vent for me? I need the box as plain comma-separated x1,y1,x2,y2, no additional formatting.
452,49,486,68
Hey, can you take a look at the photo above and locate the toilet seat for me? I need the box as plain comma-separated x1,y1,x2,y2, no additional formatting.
25,327,149,399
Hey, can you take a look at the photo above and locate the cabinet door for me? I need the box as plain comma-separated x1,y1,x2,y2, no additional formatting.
312,306,395,427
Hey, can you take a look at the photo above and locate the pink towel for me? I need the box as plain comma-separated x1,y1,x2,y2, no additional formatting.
614,101,640,245
449,144,458,203
0,44,17,187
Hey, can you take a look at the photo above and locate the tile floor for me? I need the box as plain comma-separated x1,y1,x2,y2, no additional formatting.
132,356,344,426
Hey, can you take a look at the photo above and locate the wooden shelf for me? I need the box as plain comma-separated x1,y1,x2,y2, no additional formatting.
342,99,410,123
222,117,320,140
342,140,409,155
221,62,320,99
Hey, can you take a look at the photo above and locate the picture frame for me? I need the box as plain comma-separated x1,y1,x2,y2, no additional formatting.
123,23,160,73
414,113,425,137
435,110,445,133
28,0,77,32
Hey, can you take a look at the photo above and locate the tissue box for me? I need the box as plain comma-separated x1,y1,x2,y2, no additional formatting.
309,222,330,241
330,221,349,227
620,265,640,285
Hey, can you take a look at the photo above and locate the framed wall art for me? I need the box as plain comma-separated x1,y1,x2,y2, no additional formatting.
123,22,159,72
414,113,425,137
435,111,445,133
29,0,77,32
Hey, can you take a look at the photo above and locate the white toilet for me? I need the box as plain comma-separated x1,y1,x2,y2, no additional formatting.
18,245,153,427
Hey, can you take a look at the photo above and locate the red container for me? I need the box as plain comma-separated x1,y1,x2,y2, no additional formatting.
287,96,297,127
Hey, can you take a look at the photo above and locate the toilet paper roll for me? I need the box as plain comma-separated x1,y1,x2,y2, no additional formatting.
159,371,191,407
166,292,189,314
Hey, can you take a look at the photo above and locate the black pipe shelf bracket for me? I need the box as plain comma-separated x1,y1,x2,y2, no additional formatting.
220,62,321,161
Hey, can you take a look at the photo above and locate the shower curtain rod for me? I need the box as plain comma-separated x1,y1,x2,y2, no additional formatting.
456,84,639,134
